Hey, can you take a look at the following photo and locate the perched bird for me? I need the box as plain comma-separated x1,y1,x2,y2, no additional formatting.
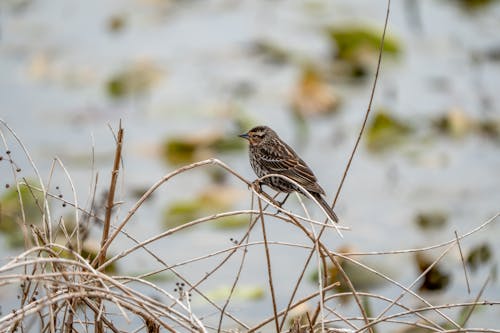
239,125,338,223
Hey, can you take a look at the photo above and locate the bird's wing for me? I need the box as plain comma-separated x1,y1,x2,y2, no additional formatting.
258,146,325,195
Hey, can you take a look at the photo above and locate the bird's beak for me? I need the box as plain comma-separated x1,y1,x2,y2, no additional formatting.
238,133,249,140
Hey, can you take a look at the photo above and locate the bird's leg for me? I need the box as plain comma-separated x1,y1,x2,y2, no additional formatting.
250,181,293,216
251,180,276,203
250,181,284,211
272,193,291,215
251,179,263,193
277,193,290,207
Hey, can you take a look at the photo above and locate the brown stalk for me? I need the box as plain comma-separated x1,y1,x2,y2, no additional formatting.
455,230,471,294
95,122,124,268
93,121,123,333
257,197,280,333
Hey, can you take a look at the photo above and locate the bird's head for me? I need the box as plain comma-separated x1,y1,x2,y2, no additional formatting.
238,126,275,146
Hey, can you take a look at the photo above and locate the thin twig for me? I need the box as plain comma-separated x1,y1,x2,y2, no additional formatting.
455,230,471,294
257,197,280,333
460,274,490,327
332,0,390,208
53,157,82,254
216,221,250,332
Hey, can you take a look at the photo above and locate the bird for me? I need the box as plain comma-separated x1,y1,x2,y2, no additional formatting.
239,125,338,223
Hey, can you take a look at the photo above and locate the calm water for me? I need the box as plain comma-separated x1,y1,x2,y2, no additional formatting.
1,0,500,330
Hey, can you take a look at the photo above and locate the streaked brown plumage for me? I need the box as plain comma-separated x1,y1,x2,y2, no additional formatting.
239,125,338,223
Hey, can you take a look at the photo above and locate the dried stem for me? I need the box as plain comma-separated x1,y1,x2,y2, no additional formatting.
257,197,280,333
95,122,124,268
455,230,471,294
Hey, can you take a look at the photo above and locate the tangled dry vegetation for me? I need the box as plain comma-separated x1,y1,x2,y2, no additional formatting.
1,2,499,332
0,118,498,333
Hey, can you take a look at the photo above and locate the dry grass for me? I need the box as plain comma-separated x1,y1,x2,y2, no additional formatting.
1,118,498,332
1,1,499,332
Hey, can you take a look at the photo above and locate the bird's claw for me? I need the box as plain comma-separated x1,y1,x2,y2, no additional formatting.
251,180,262,193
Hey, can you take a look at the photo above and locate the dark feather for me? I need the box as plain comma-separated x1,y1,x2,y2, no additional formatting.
257,145,324,194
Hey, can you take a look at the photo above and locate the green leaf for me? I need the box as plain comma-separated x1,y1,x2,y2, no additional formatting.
366,111,412,151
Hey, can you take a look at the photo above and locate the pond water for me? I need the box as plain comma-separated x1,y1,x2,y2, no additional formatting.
1,0,500,331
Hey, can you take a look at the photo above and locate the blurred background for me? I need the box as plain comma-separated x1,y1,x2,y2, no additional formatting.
1,0,500,329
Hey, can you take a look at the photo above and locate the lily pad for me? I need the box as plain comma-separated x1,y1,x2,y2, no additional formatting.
163,200,201,229
311,248,387,293
107,15,126,33
327,26,401,59
163,139,197,165
291,66,341,118
478,119,500,140
452,0,498,10
466,243,492,272
397,326,434,333
327,260,386,293
250,39,292,65
81,248,117,274
162,130,245,165
106,60,163,99
326,25,401,77
205,285,264,302
0,180,43,247
59,240,117,274
415,252,450,292
415,211,448,230
433,109,500,142
163,186,245,229
197,186,244,209
455,292,488,327
366,111,412,151
211,215,249,230
131,272,174,283
433,108,474,138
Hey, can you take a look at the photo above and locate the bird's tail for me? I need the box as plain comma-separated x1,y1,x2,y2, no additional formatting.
312,193,339,223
